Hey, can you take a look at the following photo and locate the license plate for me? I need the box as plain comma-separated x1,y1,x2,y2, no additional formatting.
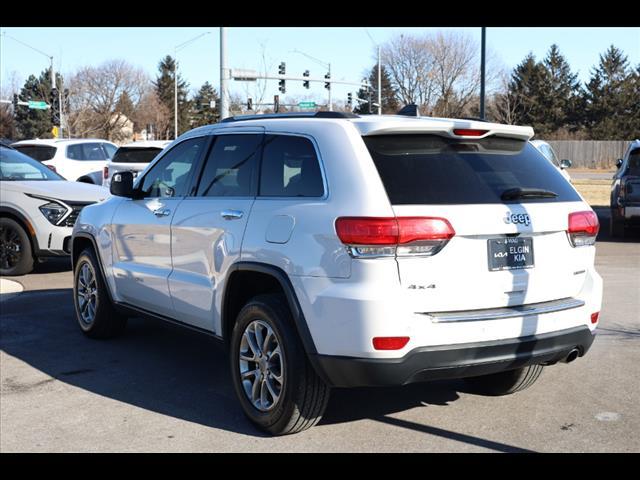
488,237,534,271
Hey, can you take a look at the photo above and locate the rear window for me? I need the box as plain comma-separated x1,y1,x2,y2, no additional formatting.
363,134,581,205
13,145,57,161
627,148,640,176
112,147,163,164
66,143,109,161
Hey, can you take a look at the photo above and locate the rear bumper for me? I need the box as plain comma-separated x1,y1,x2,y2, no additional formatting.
312,326,595,387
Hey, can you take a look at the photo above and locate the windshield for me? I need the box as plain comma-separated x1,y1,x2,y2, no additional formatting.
111,147,163,164
0,146,64,181
364,134,581,205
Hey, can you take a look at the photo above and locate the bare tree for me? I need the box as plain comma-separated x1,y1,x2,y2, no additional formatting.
241,41,272,113
132,88,172,140
66,60,148,142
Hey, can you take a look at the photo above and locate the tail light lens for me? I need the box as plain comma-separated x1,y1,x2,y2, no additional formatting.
373,336,410,350
335,217,455,258
452,129,489,137
567,211,599,247
103,166,109,179
591,312,600,324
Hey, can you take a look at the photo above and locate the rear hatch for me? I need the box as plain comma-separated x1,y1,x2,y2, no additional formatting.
108,146,163,179
362,132,595,312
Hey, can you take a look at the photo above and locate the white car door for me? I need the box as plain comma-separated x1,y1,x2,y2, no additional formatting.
110,136,208,315
58,142,112,181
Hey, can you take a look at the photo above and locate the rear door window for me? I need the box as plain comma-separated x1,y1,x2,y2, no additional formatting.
364,134,581,205
66,143,109,161
13,145,57,161
259,135,324,197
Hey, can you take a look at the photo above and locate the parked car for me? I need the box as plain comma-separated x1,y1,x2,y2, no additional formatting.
12,139,118,184
102,140,171,188
530,139,572,182
0,144,107,276
610,139,640,237
71,112,602,435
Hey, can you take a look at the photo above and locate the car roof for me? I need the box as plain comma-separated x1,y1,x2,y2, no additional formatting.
206,112,534,141
12,138,115,146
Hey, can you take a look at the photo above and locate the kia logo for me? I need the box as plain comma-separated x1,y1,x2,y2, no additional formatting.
504,212,531,226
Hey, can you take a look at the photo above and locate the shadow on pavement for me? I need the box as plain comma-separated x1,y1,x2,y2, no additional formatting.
594,207,640,243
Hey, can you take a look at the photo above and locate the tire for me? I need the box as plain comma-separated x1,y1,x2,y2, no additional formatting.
0,217,34,276
229,294,330,435
73,248,127,339
609,212,626,238
464,364,544,396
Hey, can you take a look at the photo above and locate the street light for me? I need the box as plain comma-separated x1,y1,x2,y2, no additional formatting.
364,28,382,115
174,31,211,139
291,49,332,111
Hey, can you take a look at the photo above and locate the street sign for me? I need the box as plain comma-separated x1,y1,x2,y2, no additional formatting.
28,101,49,110
298,101,316,109
51,126,59,138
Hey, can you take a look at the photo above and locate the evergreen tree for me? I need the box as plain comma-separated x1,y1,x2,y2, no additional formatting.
541,44,582,133
583,46,639,139
14,68,60,140
508,53,553,134
191,82,220,127
115,91,135,118
354,64,399,114
153,55,191,138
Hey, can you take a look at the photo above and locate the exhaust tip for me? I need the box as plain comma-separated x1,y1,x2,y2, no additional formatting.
563,348,580,364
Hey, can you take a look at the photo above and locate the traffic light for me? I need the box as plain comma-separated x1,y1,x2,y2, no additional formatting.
278,62,286,75
324,73,331,90
50,88,60,126
347,92,353,107
247,98,253,110
279,79,286,94
303,70,310,89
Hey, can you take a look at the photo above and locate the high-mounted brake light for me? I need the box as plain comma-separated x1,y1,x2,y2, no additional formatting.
452,129,489,137
372,337,410,350
335,217,455,258
567,211,599,247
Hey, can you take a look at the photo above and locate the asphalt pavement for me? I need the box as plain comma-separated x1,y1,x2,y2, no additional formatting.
1,210,638,452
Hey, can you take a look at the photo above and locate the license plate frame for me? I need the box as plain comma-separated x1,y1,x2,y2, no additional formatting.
488,237,534,272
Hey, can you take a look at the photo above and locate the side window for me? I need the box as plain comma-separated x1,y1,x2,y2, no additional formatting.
196,134,261,197
67,143,108,161
259,135,324,197
139,137,205,198
102,143,118,159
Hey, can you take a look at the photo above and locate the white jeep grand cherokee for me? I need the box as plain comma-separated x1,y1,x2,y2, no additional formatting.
71,112,603,435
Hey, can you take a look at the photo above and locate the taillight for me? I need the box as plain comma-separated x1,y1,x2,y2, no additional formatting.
452,129,489,137
372,337,410,350
567,211,599,247
103,166,109,179
335,217,455,258
591,312,600,324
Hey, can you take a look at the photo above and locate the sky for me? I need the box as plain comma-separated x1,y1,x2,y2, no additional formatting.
1,27,639,106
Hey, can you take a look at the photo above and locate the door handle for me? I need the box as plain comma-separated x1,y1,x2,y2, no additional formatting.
221,209,244,220
153,208,171,217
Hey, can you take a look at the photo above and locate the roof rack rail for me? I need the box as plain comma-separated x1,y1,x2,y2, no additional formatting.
220,111,359,123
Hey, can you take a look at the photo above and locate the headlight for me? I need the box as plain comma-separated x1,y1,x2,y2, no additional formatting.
39,201,69,225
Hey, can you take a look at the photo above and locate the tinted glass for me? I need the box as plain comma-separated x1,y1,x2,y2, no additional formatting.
0,146,63,181
13,145,57,161
260,135,324,197
364,134,581,205
112,147,163,164
139,137,205,198
67,143,109,161
627,149,640,176
196,134,261,197
102,143,118,159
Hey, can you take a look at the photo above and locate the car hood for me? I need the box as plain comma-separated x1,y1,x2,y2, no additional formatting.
3,180,109,203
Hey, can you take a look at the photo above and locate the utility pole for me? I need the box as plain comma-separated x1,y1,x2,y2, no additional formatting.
480,27,486,120
220,27,229,120
377,46,381,115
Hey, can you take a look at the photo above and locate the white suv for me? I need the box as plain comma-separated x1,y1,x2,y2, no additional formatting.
102,140,171,188
12,138,118,184
71,112,603,435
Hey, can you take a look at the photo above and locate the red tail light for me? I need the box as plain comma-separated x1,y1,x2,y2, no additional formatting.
452,129,489,137
103,166,109,179
373,337,410,350
591,312,600,324
567,211,599,247
335,217,455,257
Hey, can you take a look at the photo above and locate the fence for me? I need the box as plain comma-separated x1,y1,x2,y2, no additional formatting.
543,140,632,170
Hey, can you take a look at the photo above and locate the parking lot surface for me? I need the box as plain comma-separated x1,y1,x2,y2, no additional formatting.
1,210,638,452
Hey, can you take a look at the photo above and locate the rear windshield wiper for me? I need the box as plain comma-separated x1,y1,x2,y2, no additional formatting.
501,187,558,201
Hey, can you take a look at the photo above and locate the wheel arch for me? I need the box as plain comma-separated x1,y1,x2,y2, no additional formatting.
0,206,40,254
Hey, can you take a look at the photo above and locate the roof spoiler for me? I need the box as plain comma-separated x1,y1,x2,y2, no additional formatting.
397,104,420,117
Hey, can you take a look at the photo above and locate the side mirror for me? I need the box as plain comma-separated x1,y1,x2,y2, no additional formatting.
616,158,623,169
560,159,572,169
110,171,134,198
